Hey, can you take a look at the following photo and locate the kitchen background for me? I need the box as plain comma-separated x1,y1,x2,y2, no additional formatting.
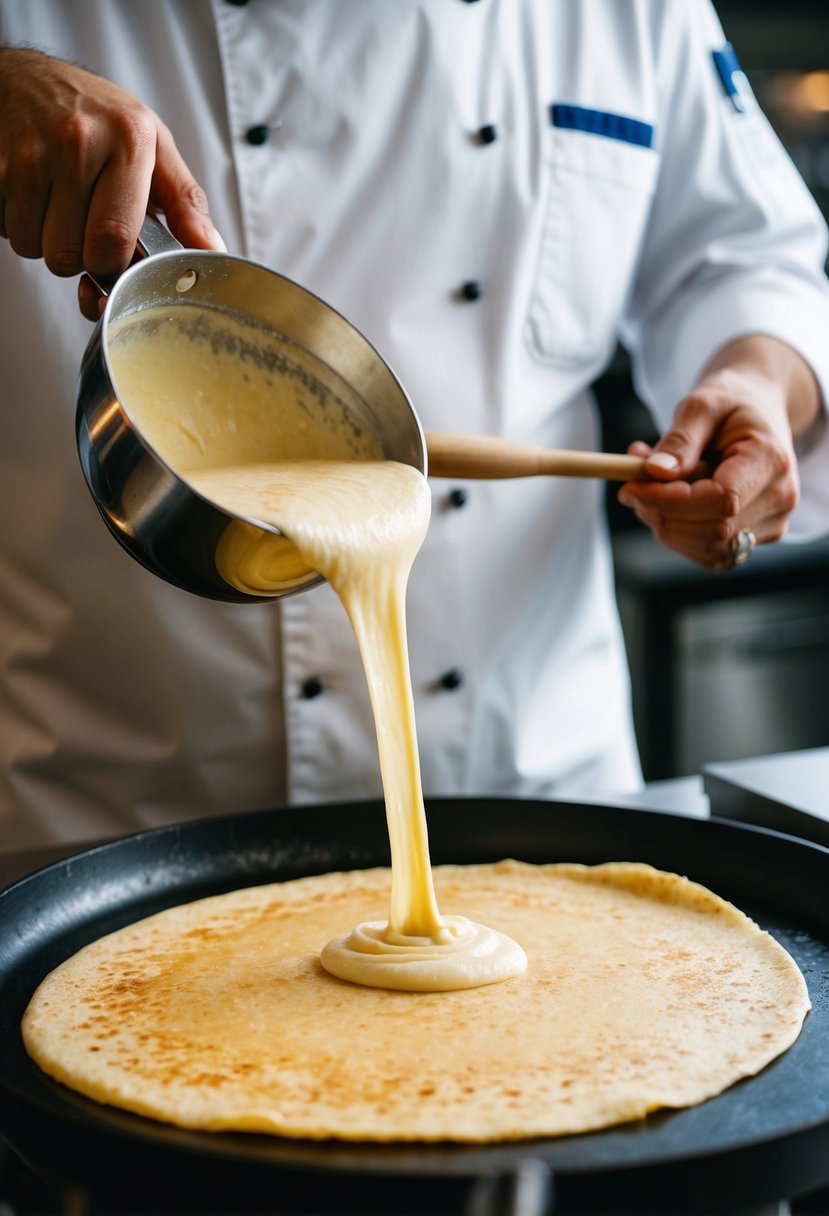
597,0,829,783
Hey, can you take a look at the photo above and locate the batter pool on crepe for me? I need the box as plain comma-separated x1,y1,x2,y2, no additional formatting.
21,861,810,1142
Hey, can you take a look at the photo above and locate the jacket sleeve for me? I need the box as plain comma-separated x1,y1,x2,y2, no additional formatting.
622,0,829,536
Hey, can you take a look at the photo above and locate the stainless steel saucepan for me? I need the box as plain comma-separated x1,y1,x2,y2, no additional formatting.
75,216,426,603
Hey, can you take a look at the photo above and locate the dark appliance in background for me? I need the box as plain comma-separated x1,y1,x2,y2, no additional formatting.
596,1,829,782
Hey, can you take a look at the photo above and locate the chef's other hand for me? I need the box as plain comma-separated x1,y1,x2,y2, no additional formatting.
617,335,823,571
0,48,225,320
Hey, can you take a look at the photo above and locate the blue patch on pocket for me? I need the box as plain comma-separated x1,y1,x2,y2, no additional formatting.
549,104,654,149
712,43,748,112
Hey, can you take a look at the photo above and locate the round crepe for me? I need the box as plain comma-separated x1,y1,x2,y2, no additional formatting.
21,861,809,1143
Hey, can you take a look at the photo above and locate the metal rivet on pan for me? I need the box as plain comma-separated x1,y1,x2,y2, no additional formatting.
175,270,198,293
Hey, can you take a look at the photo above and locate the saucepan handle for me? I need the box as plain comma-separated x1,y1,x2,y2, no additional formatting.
85,213,183,296
465,1160,555,1216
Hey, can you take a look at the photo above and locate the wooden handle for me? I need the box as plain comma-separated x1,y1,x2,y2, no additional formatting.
425,432,646,482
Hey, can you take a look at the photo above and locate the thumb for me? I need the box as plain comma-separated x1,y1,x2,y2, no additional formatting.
150,124,226,252
645,393,717,482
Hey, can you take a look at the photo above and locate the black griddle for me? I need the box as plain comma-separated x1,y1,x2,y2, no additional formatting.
1,797,829,1215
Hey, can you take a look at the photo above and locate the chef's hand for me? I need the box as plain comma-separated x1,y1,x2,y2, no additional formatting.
617,335,823,570
0,48,225,320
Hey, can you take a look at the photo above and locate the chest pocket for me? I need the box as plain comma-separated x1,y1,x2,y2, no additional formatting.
526,123,660,368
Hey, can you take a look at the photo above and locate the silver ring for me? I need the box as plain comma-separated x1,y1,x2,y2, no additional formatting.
732,528,757,566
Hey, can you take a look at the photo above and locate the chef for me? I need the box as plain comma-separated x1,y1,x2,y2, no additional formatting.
0,0,828,853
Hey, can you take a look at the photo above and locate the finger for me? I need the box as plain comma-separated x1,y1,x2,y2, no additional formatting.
711,440,798,529
40,105,119,277
633,505,731,547
618,476,729,522
77,274,106,322
150,123,225,251
644,393,718,479
41,181,94,277
2,158,50,259
82,108,157,279
627,438,715,484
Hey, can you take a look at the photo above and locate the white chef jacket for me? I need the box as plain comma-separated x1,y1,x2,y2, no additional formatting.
1,0,829,852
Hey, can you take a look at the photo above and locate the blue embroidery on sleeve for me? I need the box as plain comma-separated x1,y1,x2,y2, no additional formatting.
549,104,654,148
